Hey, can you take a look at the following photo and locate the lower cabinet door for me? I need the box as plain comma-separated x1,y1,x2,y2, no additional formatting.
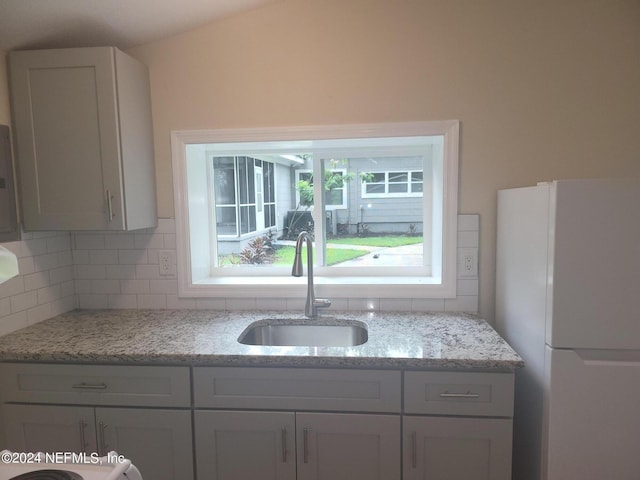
403,416,512,480
3,404,97,454
96,408,193,480
195,410,296,480
296,412,401,480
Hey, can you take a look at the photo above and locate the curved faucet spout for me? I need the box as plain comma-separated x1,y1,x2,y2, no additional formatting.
291,231,331,318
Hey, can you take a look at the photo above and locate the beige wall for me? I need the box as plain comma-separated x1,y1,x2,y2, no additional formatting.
0,50,10,125
128,0,637,320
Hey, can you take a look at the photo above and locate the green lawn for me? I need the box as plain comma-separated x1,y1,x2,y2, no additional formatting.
328,235,422,248
274,246,367,266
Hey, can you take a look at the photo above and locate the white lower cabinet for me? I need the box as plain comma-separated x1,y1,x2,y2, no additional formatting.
195,410,400,480
403,416,512,480
3,404,193,480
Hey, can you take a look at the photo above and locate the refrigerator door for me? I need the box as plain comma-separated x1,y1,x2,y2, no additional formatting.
546,347,640,480
547,179,640,349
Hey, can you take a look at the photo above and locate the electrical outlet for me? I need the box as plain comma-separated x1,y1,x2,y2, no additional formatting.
458,248,478,277
159,250,176,276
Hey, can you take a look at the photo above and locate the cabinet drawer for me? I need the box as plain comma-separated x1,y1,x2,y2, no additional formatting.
404,371,514,417
194,367,401,413
0,363,191,407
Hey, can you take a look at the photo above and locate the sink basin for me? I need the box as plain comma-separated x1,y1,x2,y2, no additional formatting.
238,320,368,347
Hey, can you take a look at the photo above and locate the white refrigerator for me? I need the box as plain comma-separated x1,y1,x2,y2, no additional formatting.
495,178,640,480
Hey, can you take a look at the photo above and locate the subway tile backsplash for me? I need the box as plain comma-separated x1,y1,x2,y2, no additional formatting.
0,215,479,334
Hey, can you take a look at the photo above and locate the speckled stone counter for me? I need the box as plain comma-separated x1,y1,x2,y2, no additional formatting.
0,310,523,370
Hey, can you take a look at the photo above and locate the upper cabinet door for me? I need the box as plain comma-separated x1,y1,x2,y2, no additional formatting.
9,47,157,231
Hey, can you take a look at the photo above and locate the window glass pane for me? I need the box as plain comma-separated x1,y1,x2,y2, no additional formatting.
366,183,385,194
389,172,408,183
389,183,408,193
213,157,236,205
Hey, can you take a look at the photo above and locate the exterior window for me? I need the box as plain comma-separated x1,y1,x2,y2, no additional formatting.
173,121,459,299
362,169,423,198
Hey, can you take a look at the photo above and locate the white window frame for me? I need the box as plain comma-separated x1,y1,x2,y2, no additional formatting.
171,121,459,299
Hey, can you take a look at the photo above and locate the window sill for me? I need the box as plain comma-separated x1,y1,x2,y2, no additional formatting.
181,275,455,299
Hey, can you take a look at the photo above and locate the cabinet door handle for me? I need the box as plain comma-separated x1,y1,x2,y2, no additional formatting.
78,420,87,453
98,421,108,455
439,390,481,399
281,429,287,463
303,427,309,464
106,190,114,221
411,431,417,469
72,382,108,390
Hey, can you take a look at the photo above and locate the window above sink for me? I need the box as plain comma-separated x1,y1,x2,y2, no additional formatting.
171,121,459,300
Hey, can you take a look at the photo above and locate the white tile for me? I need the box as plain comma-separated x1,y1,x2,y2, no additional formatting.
0,276,25,299
27,303,52,325
0,311,29,336
58,251,73,267
347,298,379,312
411,298,445,312
24,272,50,292
90,250,119,265
0,298,11,317
118,250,148,265
91,280,121,294
155,218,176,234
74,279,93,294
108,294,138,309
285,297,306,311
163,234,177,249
458,214,479,231
226,298,257,310
37,285,61,304
134,233,165,249
78,294,108,309
149,279,178,295
60,280,76,297
52,295,77,316
458,231,479,248
444,295,478,313
255,297,289,311
74,234,105,250
120,279,150,294
34,252,60,272
50,266,74,284
457,278,479,296
104,234,135,250
75,265,107,280
106,265,136,280
137,294,167,309
166,295,196,309
17,257,35,276
380,298,413,312
135,265,161,279
72,250,90,265
10,291,38,312
47,235,71,253
22,238,48,256
195,298,227,310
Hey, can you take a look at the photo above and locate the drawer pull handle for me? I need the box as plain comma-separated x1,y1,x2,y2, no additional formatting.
303,428,309,464
99,421,108,456
106,190,114,221
72,382,108,390
281,429,287,463
439,390,480,399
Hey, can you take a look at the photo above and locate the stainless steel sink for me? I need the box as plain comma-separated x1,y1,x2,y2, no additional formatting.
238,320,368,347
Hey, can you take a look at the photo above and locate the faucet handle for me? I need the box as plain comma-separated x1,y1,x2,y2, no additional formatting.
314,298,331,309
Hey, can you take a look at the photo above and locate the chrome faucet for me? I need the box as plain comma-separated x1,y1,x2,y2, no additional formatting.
292,231,331,318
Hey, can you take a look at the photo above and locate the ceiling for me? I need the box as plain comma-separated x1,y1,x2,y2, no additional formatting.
0,0,280,52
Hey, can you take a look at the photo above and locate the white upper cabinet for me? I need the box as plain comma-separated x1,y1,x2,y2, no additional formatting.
9,47,157,231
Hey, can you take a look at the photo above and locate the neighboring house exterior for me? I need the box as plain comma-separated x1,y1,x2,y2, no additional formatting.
213,155,424,254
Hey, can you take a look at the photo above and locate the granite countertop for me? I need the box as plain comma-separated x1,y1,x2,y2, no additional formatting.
0,310,523,370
